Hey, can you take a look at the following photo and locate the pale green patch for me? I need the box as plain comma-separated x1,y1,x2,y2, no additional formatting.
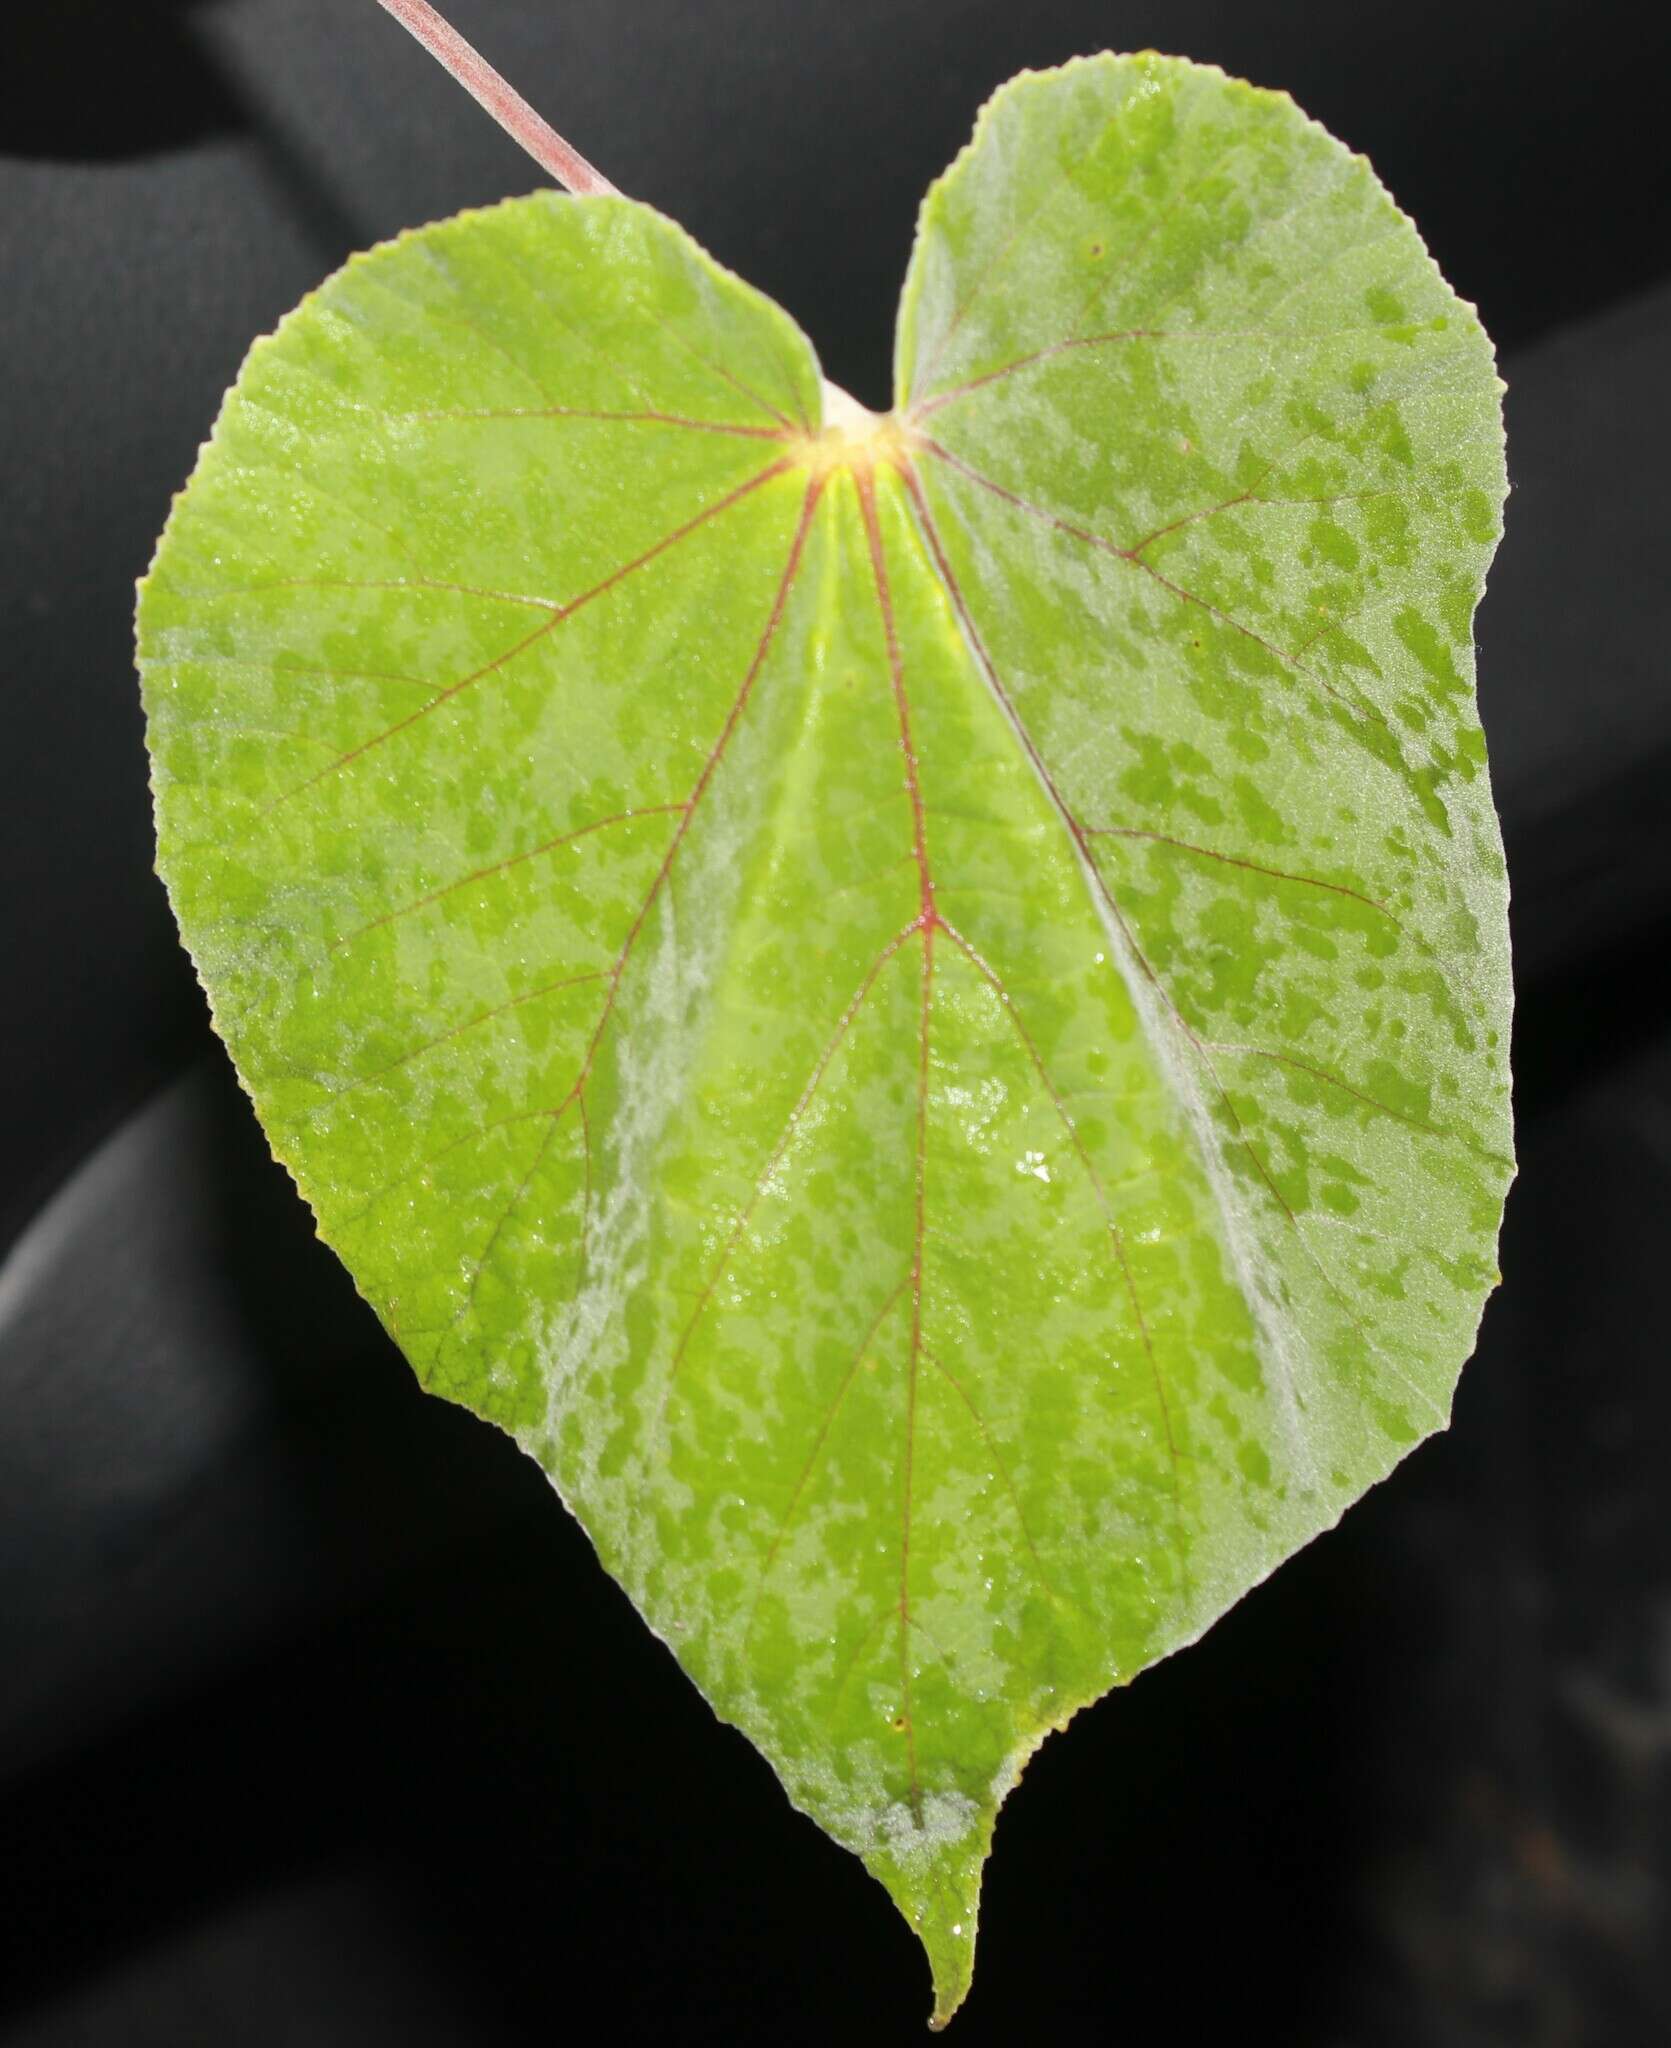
137,53,1510,2025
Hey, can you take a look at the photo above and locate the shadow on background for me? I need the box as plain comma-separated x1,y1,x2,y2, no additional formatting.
2,1015,1667,2044
4,4,238,163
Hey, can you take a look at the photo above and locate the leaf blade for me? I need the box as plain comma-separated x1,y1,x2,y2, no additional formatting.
138,55,1511,2027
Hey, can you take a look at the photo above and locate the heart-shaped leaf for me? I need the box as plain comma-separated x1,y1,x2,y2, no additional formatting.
137,52,1511,2023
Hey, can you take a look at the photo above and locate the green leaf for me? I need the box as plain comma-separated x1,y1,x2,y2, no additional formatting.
136,52,1510,2025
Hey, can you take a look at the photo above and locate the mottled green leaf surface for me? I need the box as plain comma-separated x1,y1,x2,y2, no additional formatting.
137,53,1510,2024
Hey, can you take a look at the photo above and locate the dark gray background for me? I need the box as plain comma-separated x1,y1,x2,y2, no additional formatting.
3,3,1668,2042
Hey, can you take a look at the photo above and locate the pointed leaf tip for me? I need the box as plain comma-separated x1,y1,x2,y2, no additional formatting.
864,1806,988,2028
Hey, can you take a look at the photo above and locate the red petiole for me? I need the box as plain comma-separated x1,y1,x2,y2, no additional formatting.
373,0,619,197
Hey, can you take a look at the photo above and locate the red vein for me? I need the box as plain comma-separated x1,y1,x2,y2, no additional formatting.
1292,611,1339,663
825,1554,975,1721
911,321,1438,420
454,1110,572,1329
900,453,1134,952
742,1273,913,1647
909,98,1170,404
899,923,933,1822
1125,486,1259,557
330,802,687,952
157,655,439,693
399,404,788,440
758,322,819,437
923,1345,1060,1605
666,924,919,1389
913,185,1090,402
1291,585,1405,664
918,436,1384,726
638,301,801,433
908,110,1292,418
177,574,555,609
172,718,335,756
1123,476,1401,562
896,453,1334,1501
830,1604,898,1714
563,474,823,1103
856,472,937,928
901,455,1440,1424
263,456,791,811
1198,1041,1447,1137
856,470,939,1824
1128,567,1381,727
331,1103,555,1230
912,432,1133,557
361,255,558,404
913,327,1168,418
937,917,1188,1585
411,230,650,417
443,474,826,1333
322,970,608,1102
1087,826,1404,929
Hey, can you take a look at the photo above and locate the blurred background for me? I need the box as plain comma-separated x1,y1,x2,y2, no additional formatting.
2,3,1668,2041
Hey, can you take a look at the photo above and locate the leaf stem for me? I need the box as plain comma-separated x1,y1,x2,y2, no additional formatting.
372,0,620,197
